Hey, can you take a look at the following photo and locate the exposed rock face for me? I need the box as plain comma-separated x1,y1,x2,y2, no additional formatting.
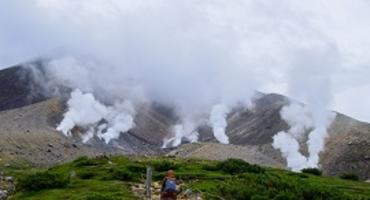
321,114,370,179
0,63,49,112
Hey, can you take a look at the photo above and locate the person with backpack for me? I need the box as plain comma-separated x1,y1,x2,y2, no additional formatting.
160,169,177,200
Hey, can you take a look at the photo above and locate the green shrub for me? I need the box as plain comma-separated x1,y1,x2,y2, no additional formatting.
82,192,119,200
78,171,96,179
214,172,348,200
273,191,296,200
301,185,345,200
301,168,322,176
217,159,265,174
201,163,219,171
73,156,108,167
18,170,70,191
218,180,257,200
126,163,146,174
251,195,269,200
151,159,178,171
340,173,359,181
110,167,134,181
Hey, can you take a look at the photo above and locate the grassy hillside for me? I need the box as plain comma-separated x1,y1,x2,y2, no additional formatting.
2,156,370,200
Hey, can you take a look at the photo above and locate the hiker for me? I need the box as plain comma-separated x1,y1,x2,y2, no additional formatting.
160,169,177,200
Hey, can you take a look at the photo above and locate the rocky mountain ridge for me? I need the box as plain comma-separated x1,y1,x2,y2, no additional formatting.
0,64,369,179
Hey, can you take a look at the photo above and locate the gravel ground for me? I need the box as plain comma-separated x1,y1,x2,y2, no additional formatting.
168,142,285,168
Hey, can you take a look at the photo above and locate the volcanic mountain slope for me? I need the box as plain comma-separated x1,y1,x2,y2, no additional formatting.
193,93,370,179
0,98,103,166
0,63,48,111
0,64,369,180
0,65,173,166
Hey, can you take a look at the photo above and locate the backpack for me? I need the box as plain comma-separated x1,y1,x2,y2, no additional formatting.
164,178,176,192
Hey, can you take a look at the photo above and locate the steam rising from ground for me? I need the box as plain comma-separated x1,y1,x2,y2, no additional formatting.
162,122,199,148
162,103,232,148
2,1,369,159
209,104,230,144
273,103,335,171
273,47,339,171
57,89,135,144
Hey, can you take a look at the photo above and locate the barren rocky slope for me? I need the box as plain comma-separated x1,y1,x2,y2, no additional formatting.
0,98,120,166
0,64,369,179
168,143,285,168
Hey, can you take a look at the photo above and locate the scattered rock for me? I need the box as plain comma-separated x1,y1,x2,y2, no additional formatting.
0,176,15,200
4,177,13,183
0,190,9,200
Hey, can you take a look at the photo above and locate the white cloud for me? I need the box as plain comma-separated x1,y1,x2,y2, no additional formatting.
0,0,369,122
334,84,370,122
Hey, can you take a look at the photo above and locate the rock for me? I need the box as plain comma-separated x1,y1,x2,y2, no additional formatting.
47,143,54,148
0,190,9,200
4,177,13,183
0,176,15,200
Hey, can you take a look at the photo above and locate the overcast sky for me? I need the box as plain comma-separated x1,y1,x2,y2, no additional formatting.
0,0,369,122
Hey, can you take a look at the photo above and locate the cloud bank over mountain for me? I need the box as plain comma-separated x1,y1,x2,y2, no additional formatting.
0,0,369,123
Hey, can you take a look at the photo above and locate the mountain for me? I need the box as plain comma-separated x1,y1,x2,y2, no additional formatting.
0,64,369,180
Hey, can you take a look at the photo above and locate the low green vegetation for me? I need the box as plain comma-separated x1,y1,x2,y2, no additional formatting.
17,170,70,191
301,168,322,176
340,173,360,181
2,156,370,200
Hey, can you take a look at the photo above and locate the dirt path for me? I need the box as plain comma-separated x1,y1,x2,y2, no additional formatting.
131,181,202,200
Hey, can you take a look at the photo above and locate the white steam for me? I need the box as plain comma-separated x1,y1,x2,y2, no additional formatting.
162,120,199,148
57,89,135,144
273,46,339,171
209,104,230,144
272,103,335,171
3,1,369,153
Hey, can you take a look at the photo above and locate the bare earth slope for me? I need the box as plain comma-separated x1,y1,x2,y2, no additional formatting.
168,143,285,168
0,98,105,166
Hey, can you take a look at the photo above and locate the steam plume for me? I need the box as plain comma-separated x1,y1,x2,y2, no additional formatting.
273,46,339,171
57,89,135,144
162,119,200,148
3,1,370,156
209,104,230,144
